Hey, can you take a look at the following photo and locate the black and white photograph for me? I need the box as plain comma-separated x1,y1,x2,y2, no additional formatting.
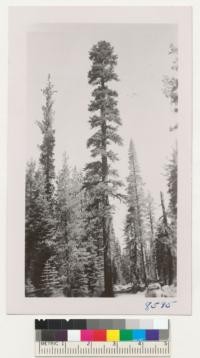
7,6,192,314
25,23,178,298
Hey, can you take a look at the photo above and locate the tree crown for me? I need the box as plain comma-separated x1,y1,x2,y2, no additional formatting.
88,41,118,85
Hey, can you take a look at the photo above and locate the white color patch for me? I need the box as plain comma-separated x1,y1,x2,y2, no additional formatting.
68,330,81,342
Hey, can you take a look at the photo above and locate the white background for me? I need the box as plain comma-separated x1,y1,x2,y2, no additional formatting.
0,0,199,357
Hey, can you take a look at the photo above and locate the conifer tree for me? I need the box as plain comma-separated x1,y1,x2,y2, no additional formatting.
39,257,61,296
83,190,105,296
37,74,56,202
25,159,37,288
55,153,71,291
56,155,91,296
25,75,58,296
111,233,123,286
121,249,131,285
144,193,158,282
68,245,89,297
124,140,147,289
84,41,123,296
162,44,178,285
155,192,173,285
166,147,177,283
168,159,178,282
162,44,178,221
25,163,56,295
166,147,177,221
163,44,178,129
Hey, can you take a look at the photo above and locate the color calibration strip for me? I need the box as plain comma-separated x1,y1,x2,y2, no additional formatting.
35,319,169,342
36,328,169,342
35,320,170,357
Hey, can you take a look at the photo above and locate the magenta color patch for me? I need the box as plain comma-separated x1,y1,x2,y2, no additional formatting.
81,330,94,341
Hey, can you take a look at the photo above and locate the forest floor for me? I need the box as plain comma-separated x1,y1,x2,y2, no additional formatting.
114,284,145,297
115,291,145,297
114,283,177,297
50,283,177,297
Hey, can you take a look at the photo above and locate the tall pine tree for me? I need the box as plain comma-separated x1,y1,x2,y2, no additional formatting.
84,41,123,296
124,139,147,290
155,192,173,286
166,147,177,283
162,44,178,285
34,74,58,295
37,74,56,203
144,193,158,282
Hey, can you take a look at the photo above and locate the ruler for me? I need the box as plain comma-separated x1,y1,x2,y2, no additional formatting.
35,341,170,357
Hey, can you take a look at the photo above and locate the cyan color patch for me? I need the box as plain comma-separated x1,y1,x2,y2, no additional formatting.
132,329,146,341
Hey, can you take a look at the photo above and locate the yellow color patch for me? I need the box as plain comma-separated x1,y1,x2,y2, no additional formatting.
106,330,120,341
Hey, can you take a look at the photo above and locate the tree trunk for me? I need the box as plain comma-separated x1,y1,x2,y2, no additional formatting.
148,206,158,281
160,191,168,226
103,215,113,296
101,94,113,297
140,239,147,285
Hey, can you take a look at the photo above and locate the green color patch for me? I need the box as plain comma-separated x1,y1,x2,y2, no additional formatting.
120,330,133,341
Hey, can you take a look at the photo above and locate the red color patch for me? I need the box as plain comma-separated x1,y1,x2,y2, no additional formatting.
93,330,106,341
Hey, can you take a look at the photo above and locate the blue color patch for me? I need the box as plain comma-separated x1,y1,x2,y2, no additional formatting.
146,330,159,341
132,329,146,341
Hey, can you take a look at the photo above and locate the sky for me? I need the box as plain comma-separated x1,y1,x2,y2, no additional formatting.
26,23,177,245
